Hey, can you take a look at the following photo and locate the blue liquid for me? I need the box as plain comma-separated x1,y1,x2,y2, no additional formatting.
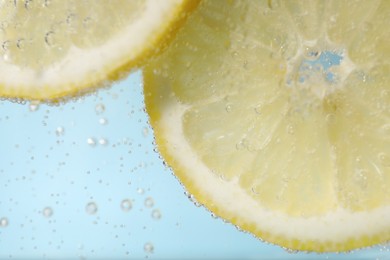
0,71,388,259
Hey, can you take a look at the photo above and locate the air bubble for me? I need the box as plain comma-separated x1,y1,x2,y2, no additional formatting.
99,118,108,125
285,248,299,254
120,199,132,212
225,104,232,113
98,138,108,146
304,47,321,61
87,137,96,146
29,101,40,112
43,0,51,7
45,31,56,46
137,188,144,195
151,209,161,220
144,197,154,208
354,169,368,189
144,242,154,253
254,104,262,114
83,17,93,28
42,207,53,218
56,126,64,136
236,138,247,150
24,0,32,9
16,39,26,50
85,202,98,215
0,217,8,227
2,40,10,51
95,103,105,114
287,125,294,134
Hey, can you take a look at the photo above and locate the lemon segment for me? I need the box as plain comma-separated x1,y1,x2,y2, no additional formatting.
144,0,390,252
0,0,199,101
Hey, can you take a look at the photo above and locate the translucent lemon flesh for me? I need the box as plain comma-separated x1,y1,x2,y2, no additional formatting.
144,0,390,252
0,0,198,101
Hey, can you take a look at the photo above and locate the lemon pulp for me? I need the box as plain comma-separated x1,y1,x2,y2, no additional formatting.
144,0,390,252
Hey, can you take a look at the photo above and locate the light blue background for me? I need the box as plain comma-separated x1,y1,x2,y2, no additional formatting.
0,71,388,259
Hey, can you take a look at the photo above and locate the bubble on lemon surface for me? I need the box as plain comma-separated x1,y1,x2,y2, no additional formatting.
0,217,8,227
120,199,132,212
85,202,98,215
42,207,53,218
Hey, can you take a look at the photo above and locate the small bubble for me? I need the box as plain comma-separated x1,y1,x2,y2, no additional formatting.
151,209,161,220
304,47,321,61
55,126,64,136
254,104,262,114
2,40,10,51
43,0,51,7
16,38,26,50
142,127,149,137
236,139,247,150
325,113,335,123
137,188,144,195
98,138,108,146
95,103,105,114
120,199,132,212
83,17,93,28
85,202,98,215
87,137,96,146
98,118,108,125
0,217,8,227
378,153,390,167
144,242,154,254
24,0,32,9
42,207,53,218
45,31,56,46
144,197,154,208
225,104,232,113
285,248,299,254
29,101,40,112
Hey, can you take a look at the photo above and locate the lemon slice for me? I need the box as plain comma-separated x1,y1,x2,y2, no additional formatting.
0,0,198,101
144,0,390,252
